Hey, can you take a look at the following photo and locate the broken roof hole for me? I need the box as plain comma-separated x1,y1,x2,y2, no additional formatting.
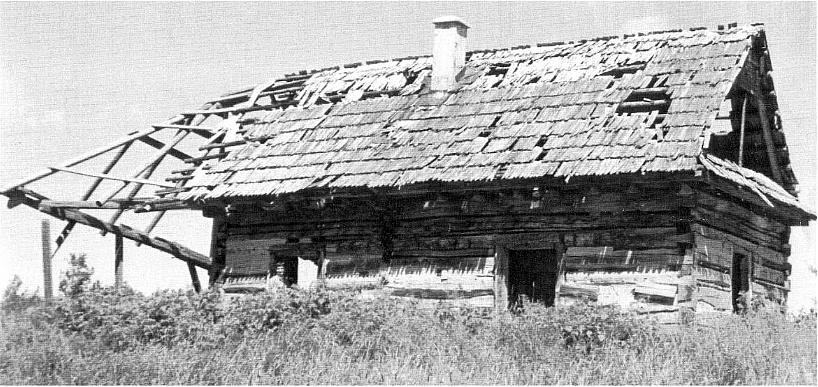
599,63,646,79
617,85,671,115
487,62,511,76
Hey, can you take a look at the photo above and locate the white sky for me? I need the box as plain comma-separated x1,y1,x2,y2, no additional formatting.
0,2,815,310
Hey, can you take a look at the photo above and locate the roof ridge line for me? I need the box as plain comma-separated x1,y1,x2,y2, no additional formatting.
229,22,765,105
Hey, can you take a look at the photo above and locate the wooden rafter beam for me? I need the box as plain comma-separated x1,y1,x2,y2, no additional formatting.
0,116,184,194
52,141,133,256
755,50,783,184
138,136,194,161
199,140,246,151
151,124,217,138
180,101,295,117
136,105,222,245
101,129,189,210
49,166,177,188
7,188,211,269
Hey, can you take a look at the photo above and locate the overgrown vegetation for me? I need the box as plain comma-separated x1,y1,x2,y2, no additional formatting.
1,271,815,384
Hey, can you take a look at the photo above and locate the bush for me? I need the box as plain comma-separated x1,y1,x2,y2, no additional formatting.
58,253,96,298
1,275,41,313
0,284,814,384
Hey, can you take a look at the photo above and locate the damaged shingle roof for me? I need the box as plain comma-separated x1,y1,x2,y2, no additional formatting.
177,24,806,215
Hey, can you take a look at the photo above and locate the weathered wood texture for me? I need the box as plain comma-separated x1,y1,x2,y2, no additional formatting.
689,181,793,310
221,185,692,309
559,271,680,314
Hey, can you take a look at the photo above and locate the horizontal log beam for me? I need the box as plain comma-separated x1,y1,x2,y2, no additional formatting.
39,200,126,209
133,200,195,213
49,166,177,188
9,188,211,269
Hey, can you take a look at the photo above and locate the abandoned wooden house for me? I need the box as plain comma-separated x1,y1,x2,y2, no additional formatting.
2,19,813,318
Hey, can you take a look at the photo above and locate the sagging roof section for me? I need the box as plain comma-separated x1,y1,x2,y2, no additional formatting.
176,24,805,217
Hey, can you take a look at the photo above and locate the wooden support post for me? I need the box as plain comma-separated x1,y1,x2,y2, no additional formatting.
676,245,697,324
114,234,124,290
493,246,509,312
208,215,227,286
41,219,53,304
738,96,747,167
187,262,201,293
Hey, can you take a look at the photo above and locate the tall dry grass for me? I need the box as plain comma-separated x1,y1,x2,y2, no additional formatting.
0,286,815,385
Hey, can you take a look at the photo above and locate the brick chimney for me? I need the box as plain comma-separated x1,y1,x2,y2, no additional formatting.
431,16,469,91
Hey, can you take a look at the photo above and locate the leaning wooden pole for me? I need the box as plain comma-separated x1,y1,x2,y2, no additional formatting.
187,262,201,293
41,219,53,304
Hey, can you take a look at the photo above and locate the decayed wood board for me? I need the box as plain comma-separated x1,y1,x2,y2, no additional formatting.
11,189,211,269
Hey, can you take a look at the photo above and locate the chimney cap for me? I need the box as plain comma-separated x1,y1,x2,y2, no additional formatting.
432,16,469,29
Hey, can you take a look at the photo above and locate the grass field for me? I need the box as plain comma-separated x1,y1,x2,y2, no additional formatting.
0,284,815,385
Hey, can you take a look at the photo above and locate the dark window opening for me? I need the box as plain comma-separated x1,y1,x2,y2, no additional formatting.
508,249,560,307
732,252,751,313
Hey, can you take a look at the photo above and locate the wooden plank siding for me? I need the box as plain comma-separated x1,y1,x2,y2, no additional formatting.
690,185,792,311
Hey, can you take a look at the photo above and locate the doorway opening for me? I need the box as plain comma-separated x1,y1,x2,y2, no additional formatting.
732,252,751,312
508,249,560,307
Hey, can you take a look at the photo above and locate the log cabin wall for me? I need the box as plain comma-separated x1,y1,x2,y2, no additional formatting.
219,181,694,312
690,186,791,312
